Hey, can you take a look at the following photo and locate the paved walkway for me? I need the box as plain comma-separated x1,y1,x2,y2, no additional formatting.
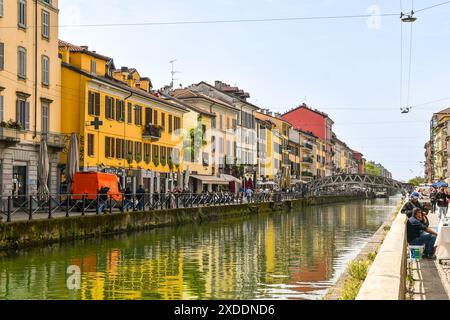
409,213,450,300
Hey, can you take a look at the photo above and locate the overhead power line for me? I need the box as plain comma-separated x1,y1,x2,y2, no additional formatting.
415,0,450,12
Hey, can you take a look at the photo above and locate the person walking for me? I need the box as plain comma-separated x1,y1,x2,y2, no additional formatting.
436,187,449,220
97,186,110,215
430,187,437,214
136,185,146,211
124,187,132,211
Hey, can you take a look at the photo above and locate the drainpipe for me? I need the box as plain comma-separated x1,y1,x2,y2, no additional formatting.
33,0,38,139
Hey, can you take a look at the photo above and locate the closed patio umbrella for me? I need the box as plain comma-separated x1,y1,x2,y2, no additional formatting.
66,133,79,194
38,137,50,196
184,166,190,191
177,166,183,190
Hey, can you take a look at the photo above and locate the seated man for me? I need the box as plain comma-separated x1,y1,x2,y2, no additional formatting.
402,192,426,218
407,208,438,260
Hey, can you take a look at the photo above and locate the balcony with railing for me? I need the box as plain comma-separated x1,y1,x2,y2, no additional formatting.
36,132,67,150
0,127,23,144
302,157,314,164
143,124,162,141
301,171,314,178
302,142,314,150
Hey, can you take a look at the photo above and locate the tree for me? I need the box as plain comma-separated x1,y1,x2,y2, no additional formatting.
365,162,382,176
408,176,425,186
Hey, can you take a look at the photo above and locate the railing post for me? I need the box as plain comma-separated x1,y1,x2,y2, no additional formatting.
66,194,70,218
7,196,11,223
120,195,125,214
28,195,33,221
96,194,100,215
48,195,53,219
81,195,86,216
109,195,113,214
132,193,136,212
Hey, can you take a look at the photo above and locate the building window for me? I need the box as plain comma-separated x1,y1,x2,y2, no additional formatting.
18,47,27,79
153,110,158,125
41,10,50,39
135,142,142,161
161,112,165,130
152,145,159,163
87,134,95,157
115,99,125,122
90,60,96,74
116,139,125,159
168,114,173,133
219,115,223,130
105,96,115,120
88,91,100,116
212,115,216,129
126,140,134,159
41,102,49,134
0,42,4,70
0,0,3,18
42,55,49,86
144,143,151,162
134,105,142,126
18,0,27,28
105,137,115,158
16,98,29,130
174,116,181,132
127,102,132,124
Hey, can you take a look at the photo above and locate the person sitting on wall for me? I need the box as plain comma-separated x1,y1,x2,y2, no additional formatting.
407,208,438,260
401,192,426,218
97,186,110,215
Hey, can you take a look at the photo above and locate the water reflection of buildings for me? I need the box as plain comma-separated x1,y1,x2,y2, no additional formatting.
0,199,394,300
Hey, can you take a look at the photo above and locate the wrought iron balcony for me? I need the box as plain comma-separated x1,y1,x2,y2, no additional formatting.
143,124,162,141
301,171,314,177
302,157,314,164
302,143,313,150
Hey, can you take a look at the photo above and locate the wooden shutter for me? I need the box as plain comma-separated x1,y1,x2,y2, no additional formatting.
25,101,30,130
0,42,4,70
0,0,3,17
111,99,115,120
0,96,3,122
95,93,100,116
105,96,110,118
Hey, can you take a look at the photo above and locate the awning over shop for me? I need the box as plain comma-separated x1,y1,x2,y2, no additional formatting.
190,174,229,185
220,174,242,184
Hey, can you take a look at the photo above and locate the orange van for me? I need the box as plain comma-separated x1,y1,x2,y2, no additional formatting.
71,172,123,201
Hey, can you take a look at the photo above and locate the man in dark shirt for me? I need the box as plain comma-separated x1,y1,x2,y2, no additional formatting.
407,208,438,259
436,187,449,220
402,192,426,218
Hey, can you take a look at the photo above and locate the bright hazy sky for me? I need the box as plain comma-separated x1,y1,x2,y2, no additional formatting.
58,0,450,182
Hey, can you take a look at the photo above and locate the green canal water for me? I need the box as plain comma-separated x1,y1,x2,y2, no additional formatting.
0,196,400,300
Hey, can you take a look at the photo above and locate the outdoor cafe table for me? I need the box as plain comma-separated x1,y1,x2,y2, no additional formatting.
436,221,450,264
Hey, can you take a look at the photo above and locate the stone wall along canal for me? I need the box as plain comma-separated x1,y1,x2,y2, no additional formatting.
0,196,401,300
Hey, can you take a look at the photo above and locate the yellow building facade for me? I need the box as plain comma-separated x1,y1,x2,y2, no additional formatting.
0,0,65,196
59,41,187,192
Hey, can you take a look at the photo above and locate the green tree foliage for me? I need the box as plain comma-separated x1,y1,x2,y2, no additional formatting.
408,176,425,186
365,162,382,176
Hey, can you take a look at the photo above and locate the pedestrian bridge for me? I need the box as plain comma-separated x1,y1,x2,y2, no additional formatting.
306,174,413,193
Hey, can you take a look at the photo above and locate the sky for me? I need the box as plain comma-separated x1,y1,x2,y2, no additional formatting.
58,0,450,182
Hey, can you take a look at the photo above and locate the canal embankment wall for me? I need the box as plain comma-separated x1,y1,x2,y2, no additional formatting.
0,195,366,251
356,208,408,300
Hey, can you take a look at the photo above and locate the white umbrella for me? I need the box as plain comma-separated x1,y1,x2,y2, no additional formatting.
38,137,50,196
184,166,190,191
66,133,79,193
177,166,183,190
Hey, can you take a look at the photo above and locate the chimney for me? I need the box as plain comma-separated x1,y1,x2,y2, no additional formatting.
121,66,129,72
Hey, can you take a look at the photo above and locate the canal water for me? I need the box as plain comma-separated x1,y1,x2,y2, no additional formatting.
0,196,400,300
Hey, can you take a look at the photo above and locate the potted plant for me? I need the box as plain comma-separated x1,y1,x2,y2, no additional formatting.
161,155,167,167
168,157,174,171
153,155,160,167
136,154,142,163
145,155,151,165
126,153,133,165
